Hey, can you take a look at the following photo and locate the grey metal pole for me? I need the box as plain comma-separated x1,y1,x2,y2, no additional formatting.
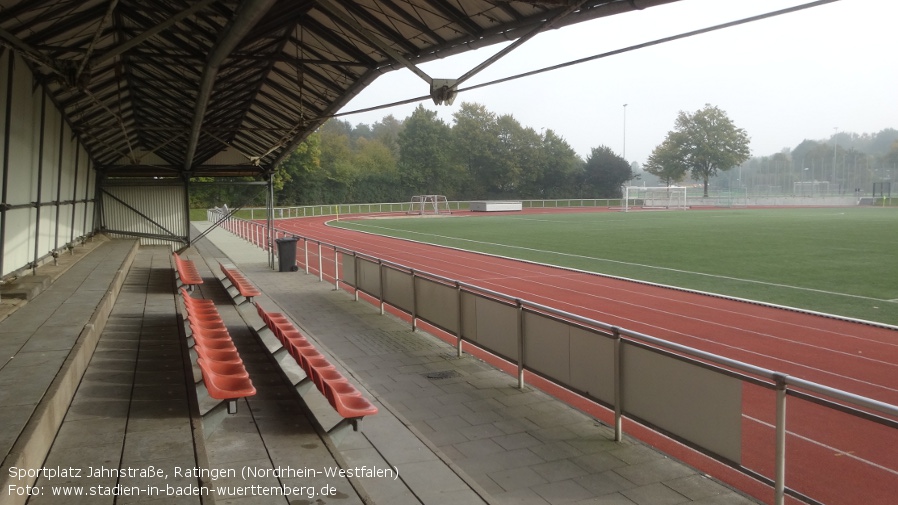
774,373,788,505
333,248,339,290
411,270,418,332
516,300,525,389
378,260,385,315
456,282,463,358
613,327,623,442
353,253,359,301
318,243,323,282
0,53,13,280
32,92,47,275
268,175,274,270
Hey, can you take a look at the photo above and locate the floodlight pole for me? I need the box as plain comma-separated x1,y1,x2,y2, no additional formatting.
832,127,838,191
622,104,628,160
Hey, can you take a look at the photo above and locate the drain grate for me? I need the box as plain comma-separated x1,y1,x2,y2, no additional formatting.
423,370,460,380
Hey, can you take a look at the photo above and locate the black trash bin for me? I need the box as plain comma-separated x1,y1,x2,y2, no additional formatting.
275,237,299,272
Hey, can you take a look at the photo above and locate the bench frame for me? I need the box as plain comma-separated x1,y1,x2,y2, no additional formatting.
254,301,377,439
173,252,203,290
180,289,255,414
219,262,261,304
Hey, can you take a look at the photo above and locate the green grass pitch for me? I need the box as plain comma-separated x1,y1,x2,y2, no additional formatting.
333,208,898,326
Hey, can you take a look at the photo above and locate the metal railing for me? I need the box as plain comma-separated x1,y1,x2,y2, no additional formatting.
208,192,883,222
208,210,898,505
220,199,627,220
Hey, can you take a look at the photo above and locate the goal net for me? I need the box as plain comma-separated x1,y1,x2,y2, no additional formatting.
622,186,688,212
407,195,451,215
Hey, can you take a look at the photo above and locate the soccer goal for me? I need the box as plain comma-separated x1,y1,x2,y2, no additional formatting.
407,195,452,215
622,186,689,212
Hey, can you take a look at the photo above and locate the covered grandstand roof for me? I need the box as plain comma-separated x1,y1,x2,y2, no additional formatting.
0,0,679,178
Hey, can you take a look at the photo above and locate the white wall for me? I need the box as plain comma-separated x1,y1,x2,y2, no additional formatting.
0,52,98,276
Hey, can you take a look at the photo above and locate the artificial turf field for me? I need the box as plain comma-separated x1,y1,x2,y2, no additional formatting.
333,207,898,326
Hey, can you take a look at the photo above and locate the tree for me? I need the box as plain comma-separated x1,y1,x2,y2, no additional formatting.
352,137,402,202
663,104,751,196
371,115,403,157
582,146,632,198
644,137,689,186
317,122,357,203
536,129,582,198
452,102,503,198
886,140,898,173
397,105,463,197
276,133,323,205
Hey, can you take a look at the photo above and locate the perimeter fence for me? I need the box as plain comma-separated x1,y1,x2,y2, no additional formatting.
223,199,623,220
207,208,898,505
221,193,883,221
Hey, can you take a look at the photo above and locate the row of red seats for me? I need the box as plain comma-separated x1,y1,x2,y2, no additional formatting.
254,301,378,431
219,262,261,303
180,287,255,413
173,252,203,289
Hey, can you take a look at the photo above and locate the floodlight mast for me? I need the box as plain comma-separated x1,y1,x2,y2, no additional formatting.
622,104,628,160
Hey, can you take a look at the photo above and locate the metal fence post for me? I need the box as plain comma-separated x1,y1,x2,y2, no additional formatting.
378,260,385,315
613,326,623,442
318,243,323,282
333,248,340,290
456,281,463,358
516,299,525,389
774,373,788,505
353,253,359,301
304,238,309,274
411,270,418,332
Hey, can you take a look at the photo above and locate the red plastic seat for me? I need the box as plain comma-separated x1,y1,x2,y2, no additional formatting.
253,302,377,425
199,359,249,379
321,377,362,397
306,362,349,394
188,316,225,329
197,358,255,400
180,288,214,306
174,253,204,287
189,317,227,330
194,338,238,353
220,263,261,300
322,381,378,418
194,346,243,364
191,327,233,342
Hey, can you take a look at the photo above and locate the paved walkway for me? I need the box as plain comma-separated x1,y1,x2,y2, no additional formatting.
0,224,761,505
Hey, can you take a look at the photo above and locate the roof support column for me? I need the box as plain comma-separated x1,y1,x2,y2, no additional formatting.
32,91,47,275
1,52,13,278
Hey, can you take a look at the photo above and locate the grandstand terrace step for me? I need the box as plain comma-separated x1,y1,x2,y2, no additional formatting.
0,237,139,505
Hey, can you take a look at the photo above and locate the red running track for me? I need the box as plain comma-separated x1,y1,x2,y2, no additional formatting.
254,209,898,505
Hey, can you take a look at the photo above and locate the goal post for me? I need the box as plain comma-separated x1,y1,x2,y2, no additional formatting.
622,186,689,212
407,195,451,215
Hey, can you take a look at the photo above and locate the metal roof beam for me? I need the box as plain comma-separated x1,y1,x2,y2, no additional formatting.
315,0,434,85
91,0,218,67
183,0,279,171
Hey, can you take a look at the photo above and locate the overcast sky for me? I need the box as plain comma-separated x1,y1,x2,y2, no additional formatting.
338,0,897,167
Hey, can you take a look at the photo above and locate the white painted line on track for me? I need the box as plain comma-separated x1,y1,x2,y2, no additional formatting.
743,414,898,477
